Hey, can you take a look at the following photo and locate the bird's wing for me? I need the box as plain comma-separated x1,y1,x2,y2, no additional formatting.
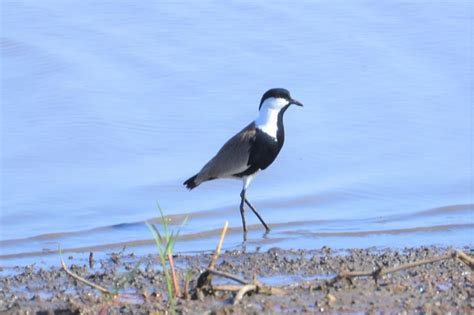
195,122,256,184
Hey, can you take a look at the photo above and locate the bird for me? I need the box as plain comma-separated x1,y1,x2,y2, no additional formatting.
183,88,303,234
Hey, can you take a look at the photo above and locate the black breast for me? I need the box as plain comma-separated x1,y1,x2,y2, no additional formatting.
233,105,288,177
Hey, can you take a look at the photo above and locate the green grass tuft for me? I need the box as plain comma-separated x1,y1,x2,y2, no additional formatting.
146,205,188,314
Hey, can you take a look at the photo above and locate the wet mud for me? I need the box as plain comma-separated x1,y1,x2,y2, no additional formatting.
0,246,472,314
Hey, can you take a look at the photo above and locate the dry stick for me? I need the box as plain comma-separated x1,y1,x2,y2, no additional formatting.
330,254,452,284
329,250,474,285
373,253,453,278
60,254,112,295
233,284,257,305
456,250,474,269
195,221,230,292
206,268,249,285
168,253,180,298
196,221,287,304
232,283,285,304
214,282,285,295
259,286,286,295
209,269,286,305
213,284,246,292
258,284,286,296
209,221,229,269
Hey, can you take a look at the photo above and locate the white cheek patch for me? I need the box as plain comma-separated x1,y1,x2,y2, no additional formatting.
260,97,289,110
255,97,288,139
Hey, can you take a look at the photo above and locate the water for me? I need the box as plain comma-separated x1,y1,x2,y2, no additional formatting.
1,0,472,266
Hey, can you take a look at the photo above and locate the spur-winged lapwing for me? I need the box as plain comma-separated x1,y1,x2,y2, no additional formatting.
184,88,303,233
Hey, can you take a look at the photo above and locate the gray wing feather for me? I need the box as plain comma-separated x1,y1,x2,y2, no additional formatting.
195,122,256,184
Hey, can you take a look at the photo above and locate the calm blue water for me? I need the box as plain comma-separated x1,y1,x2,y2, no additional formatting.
1,0,472,265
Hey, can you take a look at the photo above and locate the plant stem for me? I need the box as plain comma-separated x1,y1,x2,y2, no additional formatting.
168,253,180,297
209,221,228,269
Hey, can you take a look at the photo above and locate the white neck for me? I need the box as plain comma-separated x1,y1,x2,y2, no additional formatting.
254,97,289,139
255,107,280,139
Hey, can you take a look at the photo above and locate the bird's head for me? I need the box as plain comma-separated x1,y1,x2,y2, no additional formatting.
259,88,303,111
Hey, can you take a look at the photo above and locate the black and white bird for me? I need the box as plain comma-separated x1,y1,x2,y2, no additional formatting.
184,88,303,233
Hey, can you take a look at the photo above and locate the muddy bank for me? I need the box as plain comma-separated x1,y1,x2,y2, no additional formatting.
0,246,472,314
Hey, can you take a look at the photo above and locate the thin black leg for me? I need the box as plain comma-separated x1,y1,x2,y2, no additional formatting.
244,197,270,232
239,189,247,233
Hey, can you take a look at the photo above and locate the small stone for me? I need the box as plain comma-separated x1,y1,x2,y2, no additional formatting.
326,293,336,305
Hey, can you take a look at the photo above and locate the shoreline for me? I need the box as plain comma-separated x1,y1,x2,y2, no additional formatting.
1,245,472,314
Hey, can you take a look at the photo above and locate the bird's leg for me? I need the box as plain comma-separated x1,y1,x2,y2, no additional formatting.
244,197,271,232
239,189,248,233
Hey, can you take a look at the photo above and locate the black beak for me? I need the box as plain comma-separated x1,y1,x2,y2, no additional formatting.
290,98,303,107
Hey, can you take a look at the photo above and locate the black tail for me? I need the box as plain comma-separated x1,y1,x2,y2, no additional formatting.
183,174,199,190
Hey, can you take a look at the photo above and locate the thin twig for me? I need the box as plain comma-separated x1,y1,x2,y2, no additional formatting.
257,284,286,296
209,221,229,269
60,251,112,295
214,282,285,295
329,253,452,285
206,268,248,285
233,284,257,305
194,222,230,292
456,250,474,269
373,253,452,278
213,284,246,291
328,250,474,285
197,234,287,305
